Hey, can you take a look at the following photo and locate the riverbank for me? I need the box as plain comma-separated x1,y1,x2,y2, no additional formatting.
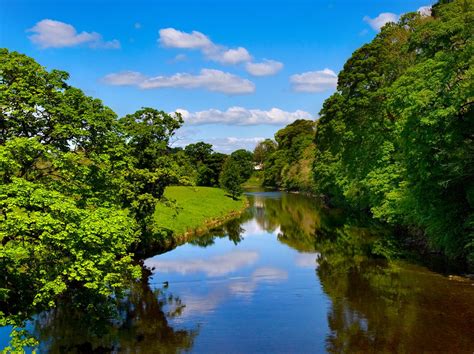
154,186,248,245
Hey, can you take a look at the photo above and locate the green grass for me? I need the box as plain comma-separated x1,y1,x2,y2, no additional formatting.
154,186,247,235
242,171,263,188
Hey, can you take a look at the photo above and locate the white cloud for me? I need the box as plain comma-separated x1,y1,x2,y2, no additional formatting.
208,47,252,65
159,28,252,65
417,6,432,17
175,106,313,125
102,69,255,94
363,12,399,31
28,19,120,49
290,68,338,93
203,137,266,153
245,59,284,76
173,54,187,62
134,22,142,29
159,28,212,49
158,27,281,67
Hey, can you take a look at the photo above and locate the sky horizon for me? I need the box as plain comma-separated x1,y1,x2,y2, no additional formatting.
0,0,432,153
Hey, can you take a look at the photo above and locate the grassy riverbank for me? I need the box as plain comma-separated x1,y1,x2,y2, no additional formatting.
154,186,247,237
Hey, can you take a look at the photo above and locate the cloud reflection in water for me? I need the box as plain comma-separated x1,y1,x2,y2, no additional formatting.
145,250,259,277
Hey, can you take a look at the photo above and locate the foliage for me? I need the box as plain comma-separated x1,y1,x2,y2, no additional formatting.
118,108,184,240
219,158,245,199
253,139,277,166
0,49,184,350
262,120,316,191
228,149,254,180
184,142,227,187
312,0,474,266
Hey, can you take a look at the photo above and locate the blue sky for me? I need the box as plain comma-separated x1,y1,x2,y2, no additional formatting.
0,0,432,152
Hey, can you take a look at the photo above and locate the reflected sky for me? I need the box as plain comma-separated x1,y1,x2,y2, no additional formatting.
145,197,330,353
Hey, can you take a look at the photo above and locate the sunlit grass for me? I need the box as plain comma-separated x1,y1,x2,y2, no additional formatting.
154,186,247,235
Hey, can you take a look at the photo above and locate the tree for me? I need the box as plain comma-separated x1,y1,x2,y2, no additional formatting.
219,158,244,199
118,108,184,238
184,142,213,165
262,120,316,191
312,0,474,266
229,149,254,181
0,49,185,349
253,139,277,167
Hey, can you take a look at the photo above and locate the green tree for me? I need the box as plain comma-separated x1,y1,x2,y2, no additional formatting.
118,108,184,239
0,49,185,349
312,0,474,266
220,158,244,199
183,142,227,187
263,120,316,191
184,142,213,165
253,139,277,167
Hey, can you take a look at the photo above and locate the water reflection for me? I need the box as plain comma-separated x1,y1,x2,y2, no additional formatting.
3,191,474,352
316,227,474,353
31,270,198,353
148,191,474,352
146,250,259,277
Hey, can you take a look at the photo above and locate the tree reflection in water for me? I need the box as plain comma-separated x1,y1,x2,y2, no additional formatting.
315,225,474,353
32,268,198,353
245,192,474,352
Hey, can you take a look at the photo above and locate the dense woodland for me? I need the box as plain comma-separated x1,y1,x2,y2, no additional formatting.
261,0,473,267
0,0,472,350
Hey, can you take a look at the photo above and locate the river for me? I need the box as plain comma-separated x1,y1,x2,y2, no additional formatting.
2,191,474,352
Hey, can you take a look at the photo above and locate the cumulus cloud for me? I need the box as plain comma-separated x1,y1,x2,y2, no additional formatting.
28,19,120,49
158,27,280,68
159,28,212,49
159,27,251,65
245,59,284,76
363,12,399,31
102,69,255,94
175,106,313,125
208,47,252,65
290,68,338,93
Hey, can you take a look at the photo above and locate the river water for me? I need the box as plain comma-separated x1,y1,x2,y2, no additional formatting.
2,191,474,352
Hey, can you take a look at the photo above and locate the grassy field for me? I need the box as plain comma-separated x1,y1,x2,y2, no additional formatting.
154,186,247,236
